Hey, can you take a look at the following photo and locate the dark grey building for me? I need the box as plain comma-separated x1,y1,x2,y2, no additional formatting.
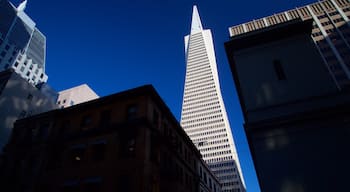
225,19,350,191
0,69,57,151
228,0,350,89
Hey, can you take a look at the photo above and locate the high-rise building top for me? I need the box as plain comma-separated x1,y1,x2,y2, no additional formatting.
228,0,350,89
181,5,245,192
0,0,47,86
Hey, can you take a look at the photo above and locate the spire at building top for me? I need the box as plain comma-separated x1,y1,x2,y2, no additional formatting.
190,5,203,34
17,0,27,12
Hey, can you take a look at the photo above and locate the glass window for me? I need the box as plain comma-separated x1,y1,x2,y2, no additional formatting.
80,115,92,128
273,60,286,80
126,104,138,120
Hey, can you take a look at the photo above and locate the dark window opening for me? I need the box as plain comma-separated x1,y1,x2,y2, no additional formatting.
39,123,50,139
81,115,92,128
120,130,136,158
126,104,138,120
273,60,286,80
63,180,79,192
99,110,111,127
83,177,102,192
117,175,131,191
27,93,33,101
153,109,159,128
91,142,106,162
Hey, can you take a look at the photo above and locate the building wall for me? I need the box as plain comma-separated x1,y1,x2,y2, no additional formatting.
246,108,350,192
1,85,219,192
57,84,99,108
0,70,57,151
231,30,337,122
226,16,350,192
229,0,350,88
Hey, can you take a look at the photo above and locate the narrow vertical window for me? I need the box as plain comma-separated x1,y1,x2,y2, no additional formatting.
273,60,286,80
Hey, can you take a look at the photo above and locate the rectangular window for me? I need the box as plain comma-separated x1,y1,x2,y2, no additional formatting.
126,104,138,120
273,60,286,80
83,177,102,192
119,130,136,158
153,109,159,127
80,115,92,128
91,142,106,162
99,110,111,127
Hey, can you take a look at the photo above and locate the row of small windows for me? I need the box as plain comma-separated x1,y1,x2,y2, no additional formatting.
206,155,233,163
186,66,212,78
186,64,211,75
182,108,221,120
222,181,241,187
183,86,216,99
186,58,210,70
188,46,206,54
181,114,222,128
187,53,208,62
187,49,207,57
185,76,214,88
189,36,204,43
202,150,231,158
213,168,237,175
230,1,347,37
183,97,219,110
182,110,220,129
198,139,229,148
188,126,226,138
185,71,212,82
185,75,213,85
189,34,203,41
200,144,230,152
182,101,220,113
184,119,225,130
183,90,216,104
186,64,208,75
223,189,241,192
186,68,212,80
184,123,225,134
219,174,239,181
181,106,221,119
188,39,205,46
209,161,237,169
192,133,227,143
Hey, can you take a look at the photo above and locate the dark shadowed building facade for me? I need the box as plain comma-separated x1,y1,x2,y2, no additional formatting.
0,69,57,151
225,19,350,191
0,85,221,192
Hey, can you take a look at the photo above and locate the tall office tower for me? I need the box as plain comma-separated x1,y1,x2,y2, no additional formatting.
180,6,245,192
0,0,47,86
228,0,350,89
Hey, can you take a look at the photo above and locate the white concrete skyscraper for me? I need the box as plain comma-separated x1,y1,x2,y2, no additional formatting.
180,6,245,192
0,0,48,86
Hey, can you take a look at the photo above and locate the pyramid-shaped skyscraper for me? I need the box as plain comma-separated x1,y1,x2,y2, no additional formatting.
180,6,245,192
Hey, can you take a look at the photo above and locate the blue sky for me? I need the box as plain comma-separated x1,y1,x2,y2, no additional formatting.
13,0,317,191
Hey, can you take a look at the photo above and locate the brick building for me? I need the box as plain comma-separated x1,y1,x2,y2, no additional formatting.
0,85,220,192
